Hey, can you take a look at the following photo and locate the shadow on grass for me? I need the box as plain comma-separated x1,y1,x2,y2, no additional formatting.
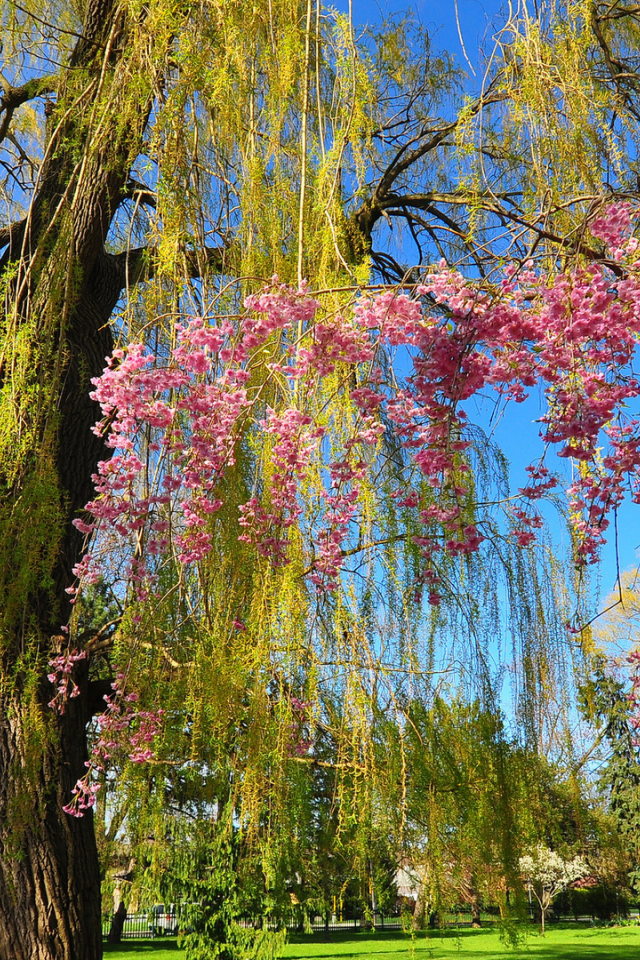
104,939,182,954
284,928,486,959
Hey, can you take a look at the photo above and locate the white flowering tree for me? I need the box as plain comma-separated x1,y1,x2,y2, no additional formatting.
519,846,588,934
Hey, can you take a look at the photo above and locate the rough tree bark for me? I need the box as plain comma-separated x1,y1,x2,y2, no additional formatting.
0,662,103,960
107,901,128,946
0,1,165,956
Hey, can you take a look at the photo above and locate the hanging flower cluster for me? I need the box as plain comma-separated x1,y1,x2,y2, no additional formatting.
56,203,640,816
47,649,87,713
71,206,640,606
49,663,164,817
238,408,324,565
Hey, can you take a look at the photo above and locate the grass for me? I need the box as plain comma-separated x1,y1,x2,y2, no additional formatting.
104,941,182,960
103,924,640,959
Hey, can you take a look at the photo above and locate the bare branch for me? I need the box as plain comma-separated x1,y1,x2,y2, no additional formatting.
121,178,156,209
351,85,507,255
590,4,640,122
0,74,57,144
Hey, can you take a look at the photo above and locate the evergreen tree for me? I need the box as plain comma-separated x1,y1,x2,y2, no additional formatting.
579,656,640,891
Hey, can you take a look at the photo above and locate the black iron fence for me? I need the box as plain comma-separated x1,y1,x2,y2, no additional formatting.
239,914,404,933
240,911,501,933
102,912,155,939
105,907,640,941
102,909,501,940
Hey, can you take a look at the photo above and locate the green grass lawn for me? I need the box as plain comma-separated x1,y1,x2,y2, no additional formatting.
103,924,640,959
104,941,182,960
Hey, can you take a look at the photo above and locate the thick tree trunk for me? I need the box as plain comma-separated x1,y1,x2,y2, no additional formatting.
107,902,128,945
0,0,160,954
0,249,133,957
0,675,102,960
412,888,426,930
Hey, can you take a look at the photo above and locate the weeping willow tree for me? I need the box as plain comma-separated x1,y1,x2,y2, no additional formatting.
0,0,634,957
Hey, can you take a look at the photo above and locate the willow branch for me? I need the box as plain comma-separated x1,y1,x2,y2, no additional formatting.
289,756,366,771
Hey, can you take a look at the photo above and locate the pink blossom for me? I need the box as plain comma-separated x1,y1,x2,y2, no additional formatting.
63,218,640,617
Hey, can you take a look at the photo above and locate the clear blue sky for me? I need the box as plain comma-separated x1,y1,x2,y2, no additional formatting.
333,0,640,604
339,0,506,76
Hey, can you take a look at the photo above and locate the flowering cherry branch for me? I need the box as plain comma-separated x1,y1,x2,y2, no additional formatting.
56,203,640,814
69,208,640,608
47,650,87,713
48,660,164,817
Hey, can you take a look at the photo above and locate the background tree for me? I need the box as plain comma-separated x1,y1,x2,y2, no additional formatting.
396,699,520,928
580,575,640,893
519,845,588,934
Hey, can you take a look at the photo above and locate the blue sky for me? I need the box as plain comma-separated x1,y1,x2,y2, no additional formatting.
340,0,506,75
332,0,640,605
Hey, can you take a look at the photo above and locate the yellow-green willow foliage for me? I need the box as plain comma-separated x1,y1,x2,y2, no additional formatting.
114,0,375,303
461,0,640,261
0,2,604,953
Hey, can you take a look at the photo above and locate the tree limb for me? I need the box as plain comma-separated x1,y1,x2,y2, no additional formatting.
352,83,507,249
0,217,26,256
590,4,640,123
121,178,156,209
111,243,228,288
0,74,57,144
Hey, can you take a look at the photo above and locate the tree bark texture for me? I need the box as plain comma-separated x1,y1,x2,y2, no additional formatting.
0,673,101,960
0,0,169,955
107,902,128,945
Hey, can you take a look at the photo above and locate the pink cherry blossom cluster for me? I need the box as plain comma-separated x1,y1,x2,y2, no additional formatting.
53,665,164,817
311,455,368,591
70,204,640,606
47,649,87,713
90,675,164,768
80,284,387,592
243,278,320,349
62,774,101,818
238,408,324,565
289,316,374,377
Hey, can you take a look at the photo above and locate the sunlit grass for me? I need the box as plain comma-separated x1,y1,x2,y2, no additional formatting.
103,923,640,959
